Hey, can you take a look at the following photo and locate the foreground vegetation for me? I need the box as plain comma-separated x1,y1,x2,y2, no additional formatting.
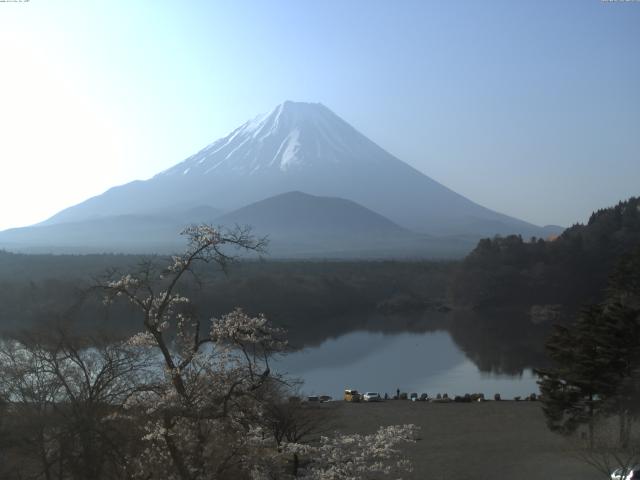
0,226,419,480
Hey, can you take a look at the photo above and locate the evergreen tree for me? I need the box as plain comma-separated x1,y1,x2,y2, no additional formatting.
599,301,640,446
537,246,640,447
537,305,618,444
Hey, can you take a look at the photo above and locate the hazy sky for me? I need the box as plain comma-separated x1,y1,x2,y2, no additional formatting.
1,0,638,231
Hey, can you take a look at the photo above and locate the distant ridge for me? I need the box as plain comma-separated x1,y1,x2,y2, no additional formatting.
0,191,477,258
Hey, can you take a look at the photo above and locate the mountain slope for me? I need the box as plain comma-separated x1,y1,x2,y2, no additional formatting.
0,215,186,253
0,206,222,254
42,101,558,238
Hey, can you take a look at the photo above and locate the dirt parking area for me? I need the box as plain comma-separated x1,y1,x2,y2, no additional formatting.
323,400,601,480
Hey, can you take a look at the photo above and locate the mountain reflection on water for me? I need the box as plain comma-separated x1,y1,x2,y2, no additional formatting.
274,309,547,399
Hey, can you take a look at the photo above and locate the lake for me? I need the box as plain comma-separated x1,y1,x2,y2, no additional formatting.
273,329,539,400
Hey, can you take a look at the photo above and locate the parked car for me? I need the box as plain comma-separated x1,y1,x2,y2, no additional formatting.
319,395,333,403
419,393,429,401
306,395,319,402
410,392,418,402
611,466,640,480
362,392,382,402
344,389,361,402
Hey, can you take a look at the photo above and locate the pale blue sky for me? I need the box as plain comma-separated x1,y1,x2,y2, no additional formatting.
0,0,638,230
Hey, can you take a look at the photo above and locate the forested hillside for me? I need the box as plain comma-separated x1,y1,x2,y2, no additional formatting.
450,197,640,313
0,253,452,347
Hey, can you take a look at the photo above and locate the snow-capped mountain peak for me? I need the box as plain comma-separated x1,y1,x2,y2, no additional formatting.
37,100,556,240
158,101,382,177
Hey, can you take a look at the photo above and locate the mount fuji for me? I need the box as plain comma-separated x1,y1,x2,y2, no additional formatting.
1,101,561,255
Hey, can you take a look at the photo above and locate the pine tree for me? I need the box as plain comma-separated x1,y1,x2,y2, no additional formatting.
597,301,640,447
537,246,640,447
537,305,619,445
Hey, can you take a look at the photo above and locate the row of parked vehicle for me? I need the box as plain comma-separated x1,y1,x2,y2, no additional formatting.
344,389,385,402
344,389,440,402
307,389,542,404
304,395,333,403
303,390,387,403
343,390,542,403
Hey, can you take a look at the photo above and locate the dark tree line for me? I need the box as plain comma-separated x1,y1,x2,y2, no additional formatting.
536,246,640,477
0,254,453,346
450,197,640,312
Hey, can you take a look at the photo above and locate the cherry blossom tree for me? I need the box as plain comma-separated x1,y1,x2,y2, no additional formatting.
249,424,419,480
99,225,290,480
27,223,419,480
0,326,151,480
0,225,419,480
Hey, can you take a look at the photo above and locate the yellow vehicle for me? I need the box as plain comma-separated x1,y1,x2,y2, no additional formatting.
344,389,361,402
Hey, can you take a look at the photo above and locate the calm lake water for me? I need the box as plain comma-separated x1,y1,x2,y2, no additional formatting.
272,330,539,399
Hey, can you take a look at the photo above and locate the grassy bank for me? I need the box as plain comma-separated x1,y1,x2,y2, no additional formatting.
323,400,600,480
